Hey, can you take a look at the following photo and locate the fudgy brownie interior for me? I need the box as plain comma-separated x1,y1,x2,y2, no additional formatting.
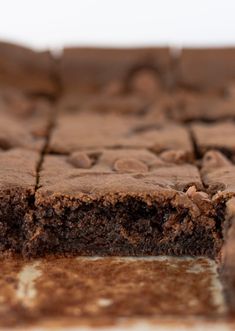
0,149,39,254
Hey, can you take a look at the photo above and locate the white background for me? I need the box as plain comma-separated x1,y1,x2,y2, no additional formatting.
0,0,235,50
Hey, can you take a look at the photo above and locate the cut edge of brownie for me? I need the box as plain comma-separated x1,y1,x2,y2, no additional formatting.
0,148,39,255
219,198,235,313
12,147,231,259
21,182,221,259
0,185,35,254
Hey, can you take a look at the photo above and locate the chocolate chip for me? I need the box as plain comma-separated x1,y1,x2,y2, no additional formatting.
160,150,187,164
68,152,92,169
130,69,162,97
186,186,210,201
113,158,148,173
202,150,232,169
227,198,235,217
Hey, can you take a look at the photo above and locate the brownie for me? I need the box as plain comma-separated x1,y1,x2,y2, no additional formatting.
155,89,235,123
221,198,235,312
58,48,173,119
60,48,172,95
48,112,193,160
2,42,235,283
201,150,235,198
199,151,235,311
0,88,53,150
0,42,57,95
177,48,235,91
191,122,235,160
0,148,39,253
25,148,221,257
58,94,152,116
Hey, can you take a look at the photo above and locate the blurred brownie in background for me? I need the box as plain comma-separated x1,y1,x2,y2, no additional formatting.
0,88,53,150
0,41,58,96
176,48,235,91
222,198,235,313
58,48,173,116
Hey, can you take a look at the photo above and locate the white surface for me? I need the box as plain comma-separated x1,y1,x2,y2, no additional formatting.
0,0,235,50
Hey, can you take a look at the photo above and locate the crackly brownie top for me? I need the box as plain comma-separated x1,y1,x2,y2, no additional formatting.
60,48,171,94
49,113,193,159
0,42,56,95
37,148,204,204
191,122,235,159
0,88,50,118
0,88,52,150
201,150,235,200
0,148,38,190
177,48,235,90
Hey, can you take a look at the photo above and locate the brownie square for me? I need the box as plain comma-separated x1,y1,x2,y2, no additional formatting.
0,88,52,150
201,150,235,199
0,42,57,95
221,198,235,313
48,112,193,161
0,148,39,253
201,147,235,314
177,48,235,90
161,90,235,123
57,94,152,116
60,48,172,95
191,122,235,160
28,148,221,257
